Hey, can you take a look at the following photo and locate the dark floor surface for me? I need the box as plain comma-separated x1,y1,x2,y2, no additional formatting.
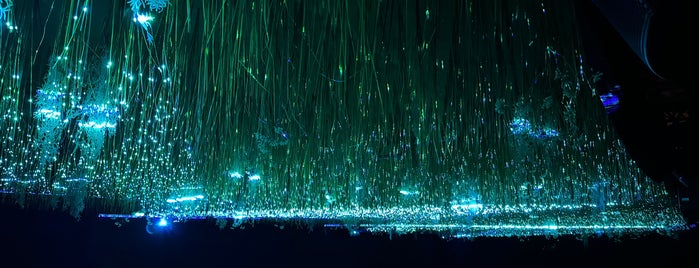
1,204,697,268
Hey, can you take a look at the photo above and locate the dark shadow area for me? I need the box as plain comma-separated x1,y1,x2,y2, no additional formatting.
575,0,697,223
1,203,697,267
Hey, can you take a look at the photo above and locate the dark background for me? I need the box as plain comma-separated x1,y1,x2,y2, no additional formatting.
0,204,697,267
576,0,696,186
2,1,697,267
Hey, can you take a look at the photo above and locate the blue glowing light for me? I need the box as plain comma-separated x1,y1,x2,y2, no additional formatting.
510,118,532,135
600,92,620,114
166,194,204,203
145,217,174,234
76,104,119,130
228,171,261,181
535,128,559,138
0,0,11,22
510,118,559,139
134,13,153,25
228,171,243,179
36,109,61,120
132,12,155,43
78,121,117,129
598,85,621,114
399,189,419,196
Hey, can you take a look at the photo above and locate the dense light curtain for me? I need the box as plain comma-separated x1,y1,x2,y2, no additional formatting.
0,0,683,237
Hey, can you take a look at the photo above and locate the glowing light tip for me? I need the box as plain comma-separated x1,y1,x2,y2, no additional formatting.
134,13,154,25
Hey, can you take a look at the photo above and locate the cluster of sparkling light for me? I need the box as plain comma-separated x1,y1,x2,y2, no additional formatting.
0,0,687,238
77,104,119,129
510,118,560,139
97,201,685,238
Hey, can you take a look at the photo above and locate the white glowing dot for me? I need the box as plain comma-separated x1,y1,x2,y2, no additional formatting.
135,14,154,24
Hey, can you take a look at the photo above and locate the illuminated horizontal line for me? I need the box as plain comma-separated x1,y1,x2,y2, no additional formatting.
357,223,673,230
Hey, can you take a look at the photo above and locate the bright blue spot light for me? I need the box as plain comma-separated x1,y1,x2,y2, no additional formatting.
600,92,620,114
510,118,532,135
510,118,559,139
134,13,154,25
537,128,559,138
146,217,173,234
599,85,621,114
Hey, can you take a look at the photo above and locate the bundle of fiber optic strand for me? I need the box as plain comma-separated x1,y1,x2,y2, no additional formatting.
0,0,684,237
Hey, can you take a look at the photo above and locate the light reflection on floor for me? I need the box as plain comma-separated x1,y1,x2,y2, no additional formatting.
96,202,687,239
